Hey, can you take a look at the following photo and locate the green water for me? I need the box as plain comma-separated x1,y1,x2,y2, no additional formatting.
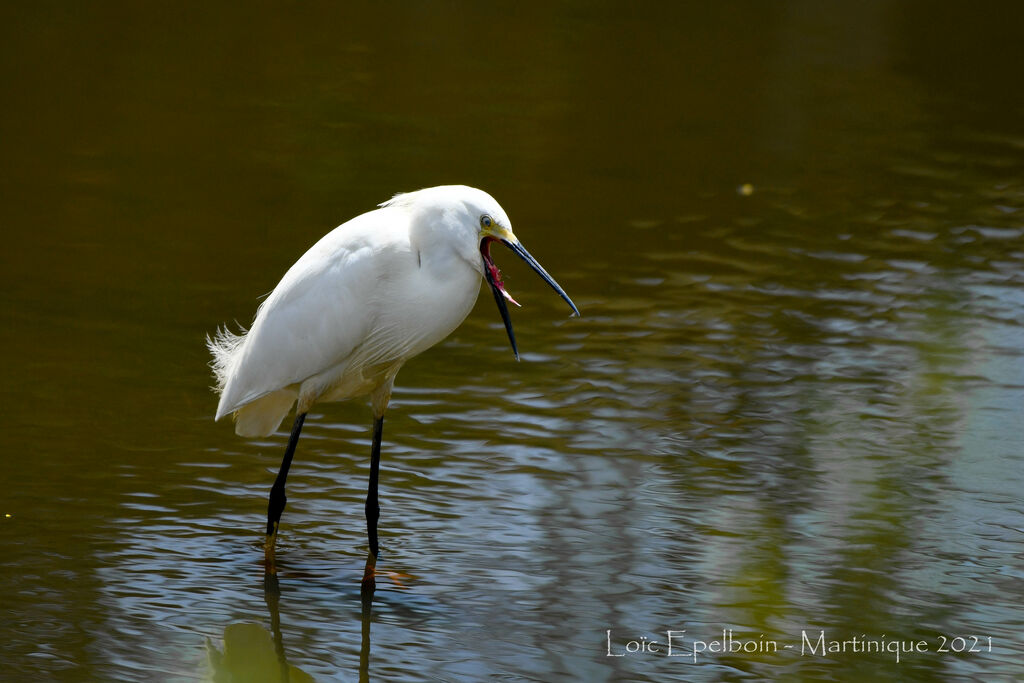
2,2,1023,681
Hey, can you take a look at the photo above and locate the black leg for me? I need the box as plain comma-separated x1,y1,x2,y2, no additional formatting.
267,412,307,540
365,415,384,557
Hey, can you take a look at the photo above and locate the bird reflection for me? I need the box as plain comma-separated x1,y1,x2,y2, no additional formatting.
208,555,380,681
204,572,314,683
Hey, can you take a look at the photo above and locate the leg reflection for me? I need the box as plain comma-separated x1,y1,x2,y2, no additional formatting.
359,553,376,683
207,571,312,682
264,571,291,682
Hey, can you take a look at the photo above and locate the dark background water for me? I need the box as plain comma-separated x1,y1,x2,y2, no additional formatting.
2,2,1023,681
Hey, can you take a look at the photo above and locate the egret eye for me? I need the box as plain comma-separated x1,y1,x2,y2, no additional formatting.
480,214,493,229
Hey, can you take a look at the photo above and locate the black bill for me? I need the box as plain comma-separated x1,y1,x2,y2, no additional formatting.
481,237,580,361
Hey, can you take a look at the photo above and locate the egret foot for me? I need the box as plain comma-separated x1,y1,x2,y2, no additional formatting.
264,524,280,573
265,523,280,552
266,483,287,535
361,553,377,591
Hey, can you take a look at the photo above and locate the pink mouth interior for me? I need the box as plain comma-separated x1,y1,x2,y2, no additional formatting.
481,238,520,307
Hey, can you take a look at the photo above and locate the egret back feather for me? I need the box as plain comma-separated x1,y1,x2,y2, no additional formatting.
206,325,247,395
208,185,511,437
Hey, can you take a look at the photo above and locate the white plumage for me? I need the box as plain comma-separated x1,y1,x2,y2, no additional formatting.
209,186,506,436
207,184,578,558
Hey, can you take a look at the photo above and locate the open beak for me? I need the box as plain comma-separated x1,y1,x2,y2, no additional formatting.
480,237,580,360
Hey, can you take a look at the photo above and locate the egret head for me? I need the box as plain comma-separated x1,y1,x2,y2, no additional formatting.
385,185,579,359
477,205,580,361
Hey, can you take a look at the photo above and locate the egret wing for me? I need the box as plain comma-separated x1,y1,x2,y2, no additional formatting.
214,214,402,419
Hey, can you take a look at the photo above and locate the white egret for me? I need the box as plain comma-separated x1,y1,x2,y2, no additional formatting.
208,185,578,558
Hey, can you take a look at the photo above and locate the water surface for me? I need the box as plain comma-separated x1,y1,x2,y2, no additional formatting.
2,2,1023,681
